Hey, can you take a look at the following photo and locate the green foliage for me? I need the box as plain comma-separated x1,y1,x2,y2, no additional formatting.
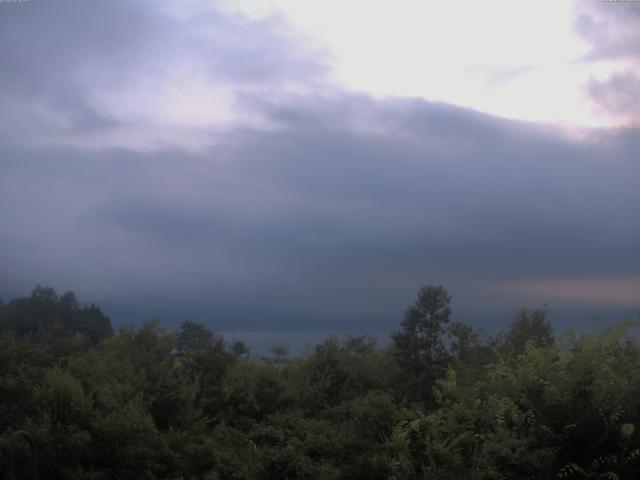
504,306,554,355
0,286,112,348
1,285,640,479
391,285,452,406
250,411,341,479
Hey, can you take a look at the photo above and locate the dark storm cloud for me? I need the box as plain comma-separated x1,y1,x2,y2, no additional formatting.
1,94,639,328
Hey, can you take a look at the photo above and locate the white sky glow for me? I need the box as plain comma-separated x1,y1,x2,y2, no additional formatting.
215,0,632,128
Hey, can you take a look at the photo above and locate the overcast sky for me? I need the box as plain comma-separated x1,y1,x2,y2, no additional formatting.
0,0,638,333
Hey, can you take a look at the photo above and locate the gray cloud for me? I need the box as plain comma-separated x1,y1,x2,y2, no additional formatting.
0,0,329,143
587,71,640,123
0,1,638,332
574,1,640,124
1,94,638,329
574,1,640,61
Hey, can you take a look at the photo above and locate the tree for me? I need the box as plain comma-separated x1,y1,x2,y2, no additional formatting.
230,339,250,357
176,320,217,354
391,285,452,405
0,286,112,349
504,306,553,355
448,321,479,362
175,320,236,419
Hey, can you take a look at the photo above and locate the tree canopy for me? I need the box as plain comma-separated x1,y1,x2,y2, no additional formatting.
1,285,639,479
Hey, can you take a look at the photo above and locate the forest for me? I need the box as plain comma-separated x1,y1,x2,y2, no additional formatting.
1,285,640,479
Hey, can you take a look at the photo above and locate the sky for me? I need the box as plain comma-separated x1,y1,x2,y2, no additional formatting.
0,0,639,336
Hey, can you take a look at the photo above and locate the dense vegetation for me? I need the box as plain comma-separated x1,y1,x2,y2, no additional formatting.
1,285,639,479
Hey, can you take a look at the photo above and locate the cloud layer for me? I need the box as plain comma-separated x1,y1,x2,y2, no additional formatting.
0,0,638,330
0,0,329,149
575,1,640,125
2,95,638,327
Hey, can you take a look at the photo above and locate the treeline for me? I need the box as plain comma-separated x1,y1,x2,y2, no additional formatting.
1,285,639,479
